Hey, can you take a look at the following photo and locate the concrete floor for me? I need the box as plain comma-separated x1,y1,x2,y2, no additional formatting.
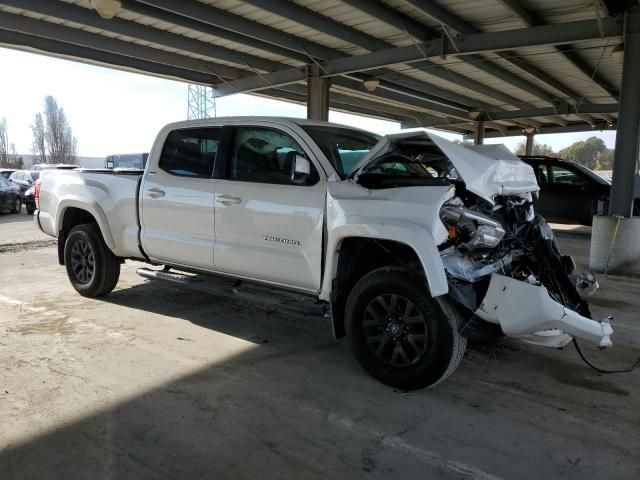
1,214,639,480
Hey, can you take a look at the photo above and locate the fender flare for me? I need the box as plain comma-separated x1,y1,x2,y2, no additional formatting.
55,197,117,252
319,216,448,302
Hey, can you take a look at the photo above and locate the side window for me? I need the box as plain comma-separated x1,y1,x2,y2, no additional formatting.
228,127,318,185
159,128,220,177
536,164,549,185
549,165,589,188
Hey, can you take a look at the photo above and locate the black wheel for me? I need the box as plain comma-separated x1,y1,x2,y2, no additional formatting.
64,223,120,297
345,266,466,390
26,206,35,215
11,197,20,214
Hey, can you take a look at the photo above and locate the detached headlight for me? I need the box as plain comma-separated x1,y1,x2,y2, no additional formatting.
440,204,505,251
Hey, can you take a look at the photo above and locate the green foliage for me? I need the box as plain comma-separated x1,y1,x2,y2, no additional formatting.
514,140,556,156
558,136,612,170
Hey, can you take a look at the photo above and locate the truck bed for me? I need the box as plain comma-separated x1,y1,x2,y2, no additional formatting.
37,169,143,258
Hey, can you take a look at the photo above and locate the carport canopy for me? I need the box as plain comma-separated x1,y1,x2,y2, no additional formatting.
0,0,639,216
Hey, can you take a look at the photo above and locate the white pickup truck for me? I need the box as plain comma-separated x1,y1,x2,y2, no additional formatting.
35,117,613,389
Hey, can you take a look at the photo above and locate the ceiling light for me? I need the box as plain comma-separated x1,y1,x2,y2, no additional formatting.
611,43,624,62
90,0,122,19
362,77,380,92
468,110,481,120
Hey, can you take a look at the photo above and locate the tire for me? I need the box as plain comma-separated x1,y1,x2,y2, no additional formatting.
345,266,466,390
11,197,20,214
26,206,35,215
64,223,121,297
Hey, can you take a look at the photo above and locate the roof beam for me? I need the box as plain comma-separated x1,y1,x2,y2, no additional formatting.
462,121,616,139
128,0,502,112
243,0,548,110
0,11,245,79
256,88,415,124
496,0,619,100
211,15,627,94
0,0,281,73
404,0,611,108
135,0,340,61
124,1,310,64
403,103,618,128
0,29,225,85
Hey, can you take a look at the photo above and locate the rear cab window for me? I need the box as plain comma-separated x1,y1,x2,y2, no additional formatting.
159,128,221,178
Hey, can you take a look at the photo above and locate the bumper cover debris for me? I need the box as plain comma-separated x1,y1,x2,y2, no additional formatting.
475,274,613,348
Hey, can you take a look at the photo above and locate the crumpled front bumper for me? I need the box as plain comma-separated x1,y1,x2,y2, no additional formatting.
475,274,613,348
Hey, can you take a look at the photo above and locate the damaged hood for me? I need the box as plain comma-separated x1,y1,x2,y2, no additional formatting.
351,130,539,203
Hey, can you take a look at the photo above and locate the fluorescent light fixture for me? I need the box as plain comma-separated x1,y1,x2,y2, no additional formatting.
90,0,122,19
362,77,380,92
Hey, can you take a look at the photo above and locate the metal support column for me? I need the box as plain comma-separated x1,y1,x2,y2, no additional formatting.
610,16,640,216
473,120,484,145
525,130,535,156
306,64,330,121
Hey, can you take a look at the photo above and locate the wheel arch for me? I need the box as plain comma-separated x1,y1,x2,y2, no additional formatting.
323,224,448,339
56,202,115,265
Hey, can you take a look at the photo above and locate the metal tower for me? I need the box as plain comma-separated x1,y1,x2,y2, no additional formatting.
187,84,216,119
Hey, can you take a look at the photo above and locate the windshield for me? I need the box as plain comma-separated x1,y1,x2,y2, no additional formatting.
302,125,380,179
572,162,610,185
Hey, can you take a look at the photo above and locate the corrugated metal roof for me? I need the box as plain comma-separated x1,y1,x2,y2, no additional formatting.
0,0,626,137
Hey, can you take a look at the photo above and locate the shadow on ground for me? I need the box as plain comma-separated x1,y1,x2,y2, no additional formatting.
2,276,639,480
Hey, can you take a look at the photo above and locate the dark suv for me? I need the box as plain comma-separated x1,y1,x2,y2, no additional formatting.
518,155,634,226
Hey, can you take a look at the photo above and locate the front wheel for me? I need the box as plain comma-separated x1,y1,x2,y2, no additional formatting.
345,266,466,390
64,223,120,297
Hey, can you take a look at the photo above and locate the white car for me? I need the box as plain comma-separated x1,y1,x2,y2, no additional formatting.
34,117,613,389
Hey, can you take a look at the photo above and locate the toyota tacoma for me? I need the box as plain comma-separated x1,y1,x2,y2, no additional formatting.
35,118,613,390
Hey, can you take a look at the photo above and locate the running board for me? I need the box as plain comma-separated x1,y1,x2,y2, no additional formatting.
136,267,328,317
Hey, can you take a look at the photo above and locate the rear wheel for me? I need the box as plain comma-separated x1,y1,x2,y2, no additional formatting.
11,197,20,213
26,205,35,215
345,266,466,390
64,223,120,297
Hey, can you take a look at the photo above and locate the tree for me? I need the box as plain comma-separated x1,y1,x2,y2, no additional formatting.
0,117,8,167
42,95,77,164
0,119,24,169
514,140,556,156
9,144,23,170
558,136,607,170
31,112,46,164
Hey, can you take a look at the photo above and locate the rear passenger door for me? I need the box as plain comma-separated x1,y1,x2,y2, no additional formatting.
213,125,325,291
140,127,220,270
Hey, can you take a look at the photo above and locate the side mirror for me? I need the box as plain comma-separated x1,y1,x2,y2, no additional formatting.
291,155,311,185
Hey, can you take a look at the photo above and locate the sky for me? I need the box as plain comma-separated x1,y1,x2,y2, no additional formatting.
0,46,618,158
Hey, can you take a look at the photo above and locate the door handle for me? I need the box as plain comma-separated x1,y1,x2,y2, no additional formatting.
147,187,165,198
216,194,241,205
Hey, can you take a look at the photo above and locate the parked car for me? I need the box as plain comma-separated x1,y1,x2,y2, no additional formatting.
9,170,40,214
518,155,637,225
0,175,21,213
31,163,78,170
35,118,613,390
0,168,17,180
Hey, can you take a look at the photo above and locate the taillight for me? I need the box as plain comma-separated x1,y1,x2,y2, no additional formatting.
34,178,42,209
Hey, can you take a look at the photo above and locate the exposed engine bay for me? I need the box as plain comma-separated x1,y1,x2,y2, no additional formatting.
351,130,613,348
439,179,612,348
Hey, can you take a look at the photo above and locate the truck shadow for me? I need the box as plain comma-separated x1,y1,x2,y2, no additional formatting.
2,280,639,479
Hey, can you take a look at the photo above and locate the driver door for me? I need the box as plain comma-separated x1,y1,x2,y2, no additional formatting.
213,125,325,291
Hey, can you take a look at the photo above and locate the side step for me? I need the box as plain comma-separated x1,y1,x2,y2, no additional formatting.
136,267,328,317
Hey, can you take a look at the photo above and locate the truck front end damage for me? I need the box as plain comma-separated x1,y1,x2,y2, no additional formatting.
352,131,614,349
433,148,614,349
